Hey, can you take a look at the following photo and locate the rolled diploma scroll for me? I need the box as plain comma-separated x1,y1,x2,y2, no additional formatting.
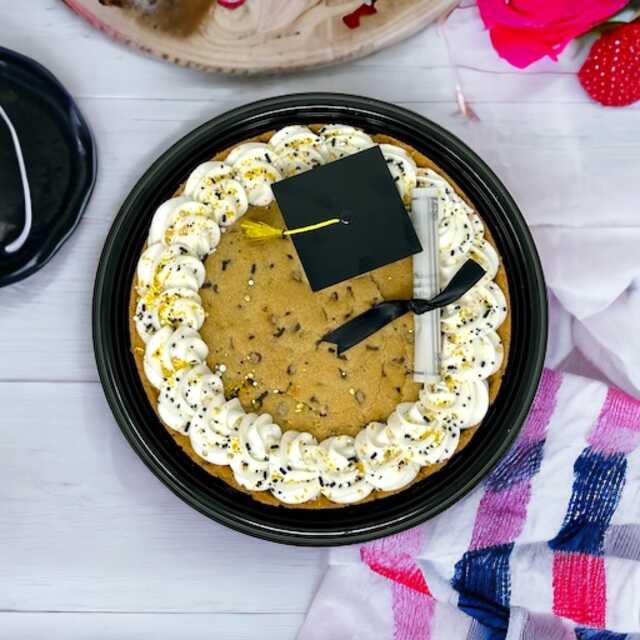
410,188,440,383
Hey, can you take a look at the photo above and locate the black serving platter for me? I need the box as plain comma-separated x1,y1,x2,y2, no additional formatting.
0,47,96,286
93,93,547,546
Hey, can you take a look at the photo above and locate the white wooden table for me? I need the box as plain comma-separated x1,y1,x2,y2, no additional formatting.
2,2,638,638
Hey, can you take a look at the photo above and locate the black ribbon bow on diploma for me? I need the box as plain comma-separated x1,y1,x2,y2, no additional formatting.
322,259,486,355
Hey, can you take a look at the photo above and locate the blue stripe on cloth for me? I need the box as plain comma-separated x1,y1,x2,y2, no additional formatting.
452,543,512,640
575,629,627,640
466,618,498,640
549,448,627,555
484,440,546,492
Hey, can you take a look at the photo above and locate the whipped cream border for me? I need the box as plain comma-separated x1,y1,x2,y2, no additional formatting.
133,124,507,505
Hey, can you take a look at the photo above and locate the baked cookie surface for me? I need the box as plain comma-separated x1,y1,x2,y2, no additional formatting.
130,126,510,508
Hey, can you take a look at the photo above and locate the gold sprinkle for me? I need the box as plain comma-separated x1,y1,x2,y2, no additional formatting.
243,295,251,302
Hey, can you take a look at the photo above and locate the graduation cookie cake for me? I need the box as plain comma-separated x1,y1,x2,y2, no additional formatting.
129,124,510,508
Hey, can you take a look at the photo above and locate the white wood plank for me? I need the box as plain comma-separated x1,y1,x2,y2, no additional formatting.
0,382,325,613
0,612,304,640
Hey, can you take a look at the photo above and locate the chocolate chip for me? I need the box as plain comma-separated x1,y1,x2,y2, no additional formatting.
252,390,268,408
201,281,213,289
287,364,297,375
365,344,380,351
221,259,231,271
273,327,285,338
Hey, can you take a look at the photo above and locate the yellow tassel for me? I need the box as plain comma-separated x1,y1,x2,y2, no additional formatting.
241,217,342,241
239,220,285,240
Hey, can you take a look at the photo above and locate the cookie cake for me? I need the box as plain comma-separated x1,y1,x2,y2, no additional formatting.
129,124,510,508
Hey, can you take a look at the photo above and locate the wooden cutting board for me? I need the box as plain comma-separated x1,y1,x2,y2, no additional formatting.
63,0,456,75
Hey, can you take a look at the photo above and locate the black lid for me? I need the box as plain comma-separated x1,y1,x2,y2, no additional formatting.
0,47,96,287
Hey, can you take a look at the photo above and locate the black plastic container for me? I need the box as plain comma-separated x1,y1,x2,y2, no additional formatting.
93,94,547,546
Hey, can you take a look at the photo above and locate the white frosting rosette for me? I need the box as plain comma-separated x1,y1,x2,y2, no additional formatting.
133,124,508,505
269,431,321,504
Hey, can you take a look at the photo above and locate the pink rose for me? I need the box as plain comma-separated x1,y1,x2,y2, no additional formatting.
478,0,629,68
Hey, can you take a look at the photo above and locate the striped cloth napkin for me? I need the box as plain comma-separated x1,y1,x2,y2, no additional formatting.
298,368,640,639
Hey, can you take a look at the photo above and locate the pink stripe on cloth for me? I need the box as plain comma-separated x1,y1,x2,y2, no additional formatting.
361,528,434,639
361,528,430,595
470,480,531,550
392,583,436,640
469,368,562,550
520,368,564,442
552,552,606,628
589,386,640,454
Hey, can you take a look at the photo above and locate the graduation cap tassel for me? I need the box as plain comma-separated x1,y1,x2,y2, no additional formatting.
240,217,344,241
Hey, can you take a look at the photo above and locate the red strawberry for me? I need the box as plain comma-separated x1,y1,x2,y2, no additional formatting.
578,21,640,107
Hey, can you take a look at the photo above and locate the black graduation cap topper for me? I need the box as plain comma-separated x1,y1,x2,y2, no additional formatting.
243,146,486,353
271,146,422,291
